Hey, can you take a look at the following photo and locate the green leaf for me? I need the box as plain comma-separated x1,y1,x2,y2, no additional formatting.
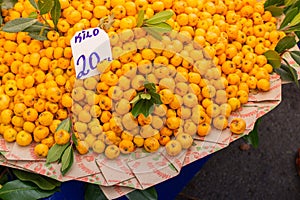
50,0,61,29
131,81,161,117
144,10,174,25
46,143,70,163
264,50,282,69
27,12,38,18
0,180,57,200
26,28,49,40
149,92,162,105
61,145,74,175
143,100,154,117
1,0,18,9
130,93,141,104
29,0,38,9
71,131,78,146
140,93,151,100
142,27,163,40
131,99,145,118
2,18,38,32
290,12,300,27
281,60,299,87
23,22,50,32
137,9,145,27
56,117,72,132
84,183,108,200
28,32,48,40
295,31,300,39
37,0,54,15
264,0,284,8
275,62,299,86
290,51,300,66
275,36,297,53
0,167,9,185
144,81,156,92
144,22,172,33
0,15,3,26
243,118,261,148
280,7,298,29
126,187,158,200
265,5,284,17
274,66,288,80
274,65,293,82
12,169,60,191
285,0,297,6
285,0,300,11
285,23,300,33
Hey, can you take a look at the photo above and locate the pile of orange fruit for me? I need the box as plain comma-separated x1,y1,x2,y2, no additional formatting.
0,0,285,159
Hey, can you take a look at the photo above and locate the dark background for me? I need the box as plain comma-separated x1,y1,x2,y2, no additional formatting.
176,83,300,199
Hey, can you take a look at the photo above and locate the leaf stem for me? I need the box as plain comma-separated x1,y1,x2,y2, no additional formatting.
39,14,53,31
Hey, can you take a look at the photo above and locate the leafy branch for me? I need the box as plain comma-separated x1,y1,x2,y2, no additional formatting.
136,10,173,40
130,81,162,118
46,117,77,176
246,0,300,147
1,0,61,40
264,0,300,86
0,169,60,200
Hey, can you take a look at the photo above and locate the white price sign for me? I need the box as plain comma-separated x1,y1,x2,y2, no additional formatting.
71,27,112,79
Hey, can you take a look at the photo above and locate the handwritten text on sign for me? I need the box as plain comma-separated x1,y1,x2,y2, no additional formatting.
71,27,112,79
